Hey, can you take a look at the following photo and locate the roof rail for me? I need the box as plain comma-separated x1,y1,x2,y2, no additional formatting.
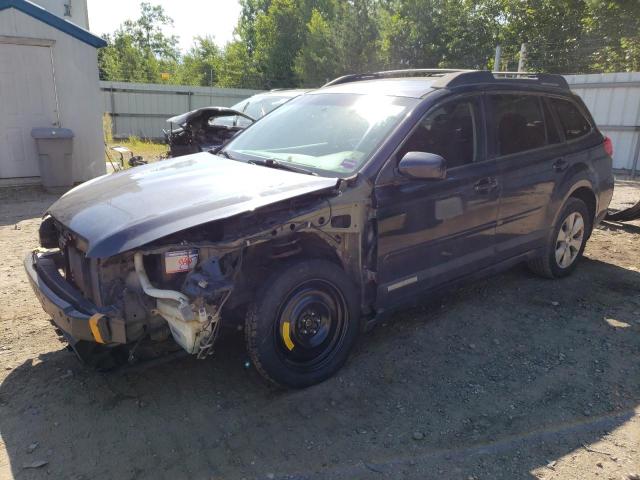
322,68,471,87
323,68,570,90
431,70,570,90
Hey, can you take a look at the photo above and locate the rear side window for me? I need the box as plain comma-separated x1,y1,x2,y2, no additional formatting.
489,94,546,155
550,98,592,140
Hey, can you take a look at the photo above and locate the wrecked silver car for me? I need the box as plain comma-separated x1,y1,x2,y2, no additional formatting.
165,89,307,157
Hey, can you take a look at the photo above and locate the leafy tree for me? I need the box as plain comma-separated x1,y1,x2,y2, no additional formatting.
178,36,223,86
98,2,179,83
99,0,640,88
253,0,305,88
333,0,381,74
123,2,179,60
295,8,339,86
495,0,589,73
584,0,640,72
218,40,261,88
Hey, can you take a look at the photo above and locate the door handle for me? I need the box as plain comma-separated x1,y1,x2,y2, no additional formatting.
474,177,498,193
553,158,568,172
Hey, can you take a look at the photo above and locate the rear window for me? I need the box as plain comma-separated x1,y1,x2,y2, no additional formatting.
489,94,546,155
550,98,592,140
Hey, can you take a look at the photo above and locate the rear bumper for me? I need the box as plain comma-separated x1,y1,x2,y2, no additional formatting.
24,250,127,346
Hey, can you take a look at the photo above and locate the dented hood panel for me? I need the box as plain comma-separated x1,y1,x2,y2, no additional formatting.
49,153,338,258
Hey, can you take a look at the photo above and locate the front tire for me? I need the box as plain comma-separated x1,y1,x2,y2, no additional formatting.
245,259,361,388
528,197,591,278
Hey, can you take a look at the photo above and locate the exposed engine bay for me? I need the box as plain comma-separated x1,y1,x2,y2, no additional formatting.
164,107,254,157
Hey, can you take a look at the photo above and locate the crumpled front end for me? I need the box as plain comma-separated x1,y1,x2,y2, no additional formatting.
24,182,357,369
25,216,240,367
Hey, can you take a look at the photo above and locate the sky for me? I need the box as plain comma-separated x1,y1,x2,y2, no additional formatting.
86,0,242,51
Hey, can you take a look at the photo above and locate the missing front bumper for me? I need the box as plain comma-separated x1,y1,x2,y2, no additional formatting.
24,250,127,347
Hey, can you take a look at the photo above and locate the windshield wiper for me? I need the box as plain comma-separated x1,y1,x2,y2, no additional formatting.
248,158,317,176
217,150,234,159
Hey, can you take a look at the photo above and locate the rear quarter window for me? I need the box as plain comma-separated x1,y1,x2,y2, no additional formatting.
550,98,592,140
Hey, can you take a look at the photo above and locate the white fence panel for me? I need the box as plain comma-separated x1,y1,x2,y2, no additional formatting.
101,81,264,140
565,72,640,173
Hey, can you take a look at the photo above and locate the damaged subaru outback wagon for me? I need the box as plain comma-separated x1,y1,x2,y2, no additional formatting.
26,70,614,388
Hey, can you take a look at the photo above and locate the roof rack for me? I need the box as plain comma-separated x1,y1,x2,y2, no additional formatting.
322,69,570,90
434,70,570,90
322,69,471,87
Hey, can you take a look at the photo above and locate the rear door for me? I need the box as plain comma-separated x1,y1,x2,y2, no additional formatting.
375,95,500,306
488,93,565,260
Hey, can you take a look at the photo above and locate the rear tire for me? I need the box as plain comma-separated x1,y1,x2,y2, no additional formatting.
245,259,360,388
528,197,591,279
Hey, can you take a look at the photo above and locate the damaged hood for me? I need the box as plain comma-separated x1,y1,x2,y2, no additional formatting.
49,153,338,258
167,107,254,126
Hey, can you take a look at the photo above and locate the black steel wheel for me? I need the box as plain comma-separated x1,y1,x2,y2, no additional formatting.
245,259,360,388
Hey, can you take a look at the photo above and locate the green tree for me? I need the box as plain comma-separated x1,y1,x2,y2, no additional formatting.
98,2,179,83
295,9,338,86
584,0,640,72
495,0,589,73
177,36,223,86
253,0,305,88
334,0,381,74
218,40,261,88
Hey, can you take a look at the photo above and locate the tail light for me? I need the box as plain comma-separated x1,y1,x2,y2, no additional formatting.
603,136,613,157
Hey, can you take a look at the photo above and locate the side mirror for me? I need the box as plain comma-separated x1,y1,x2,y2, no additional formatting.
398,151,447,180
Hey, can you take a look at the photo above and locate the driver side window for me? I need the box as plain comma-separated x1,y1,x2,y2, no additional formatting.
399,98,479,169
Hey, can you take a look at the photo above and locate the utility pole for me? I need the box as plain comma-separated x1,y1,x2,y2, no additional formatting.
517,43,527,72
494,45,502,71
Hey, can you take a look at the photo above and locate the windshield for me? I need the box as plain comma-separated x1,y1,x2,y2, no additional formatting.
223,93,416,176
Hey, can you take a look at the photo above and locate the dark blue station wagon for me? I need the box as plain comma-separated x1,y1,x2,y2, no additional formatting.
26,69,614,388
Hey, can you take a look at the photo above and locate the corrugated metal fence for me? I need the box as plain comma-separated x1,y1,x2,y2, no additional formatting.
565,72,640,173
102,74,640,173
101,81,263,140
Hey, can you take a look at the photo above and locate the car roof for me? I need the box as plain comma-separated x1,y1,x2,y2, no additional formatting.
313,77,435,99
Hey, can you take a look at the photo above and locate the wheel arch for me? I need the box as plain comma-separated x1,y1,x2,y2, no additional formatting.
551,176,598,232
228,232,352,314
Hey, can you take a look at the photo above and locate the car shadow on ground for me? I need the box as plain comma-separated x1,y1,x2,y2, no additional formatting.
1,258,639,480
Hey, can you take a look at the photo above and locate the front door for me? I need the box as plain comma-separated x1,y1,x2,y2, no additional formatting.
374,95,500,307
0,43,59,179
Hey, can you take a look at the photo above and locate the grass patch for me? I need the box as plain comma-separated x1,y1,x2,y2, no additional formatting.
105,136,169,168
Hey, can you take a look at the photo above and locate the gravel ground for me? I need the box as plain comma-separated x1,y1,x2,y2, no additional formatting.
0,181,639,480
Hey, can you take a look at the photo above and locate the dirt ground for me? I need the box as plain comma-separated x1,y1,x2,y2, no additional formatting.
1,180,639,480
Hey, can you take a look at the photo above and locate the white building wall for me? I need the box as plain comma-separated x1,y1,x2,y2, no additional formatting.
0,7,104,181
30,0,89,29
